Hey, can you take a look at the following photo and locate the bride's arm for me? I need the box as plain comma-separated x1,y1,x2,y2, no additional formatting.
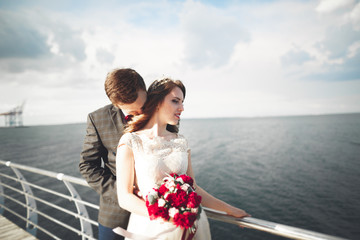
116,144,148,217
186,150,250,218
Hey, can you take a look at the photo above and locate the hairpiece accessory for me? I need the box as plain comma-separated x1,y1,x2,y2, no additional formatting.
149,78,172,91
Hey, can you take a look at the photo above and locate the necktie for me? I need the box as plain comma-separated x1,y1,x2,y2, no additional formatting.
124,115,133,122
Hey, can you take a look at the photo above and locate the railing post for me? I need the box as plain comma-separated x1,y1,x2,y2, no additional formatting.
62,176,93,240
10,166,38,236
0,177,4,215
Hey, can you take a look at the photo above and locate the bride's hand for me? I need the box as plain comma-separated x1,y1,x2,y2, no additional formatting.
226,205,251,218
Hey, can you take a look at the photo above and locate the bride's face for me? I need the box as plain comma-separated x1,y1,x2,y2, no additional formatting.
158,87,184,125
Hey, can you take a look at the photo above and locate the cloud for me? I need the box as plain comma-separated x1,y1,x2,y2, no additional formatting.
0,11,51,58
49,24,86,61
307,49,360,81
1,0,359,126
180,0,250,68
96,48,115,64
318,23,360,59
0,9,86,73
348,2,360,30
316,0,354,13
287,2,360,82
281,48,314,66
309,3,360,82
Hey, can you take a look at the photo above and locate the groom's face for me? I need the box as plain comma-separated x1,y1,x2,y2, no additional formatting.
117,90,147,116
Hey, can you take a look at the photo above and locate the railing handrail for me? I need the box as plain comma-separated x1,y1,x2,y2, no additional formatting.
0,160,89,186
0,160,347,240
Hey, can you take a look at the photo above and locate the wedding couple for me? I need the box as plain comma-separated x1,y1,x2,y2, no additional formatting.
79,68,250,240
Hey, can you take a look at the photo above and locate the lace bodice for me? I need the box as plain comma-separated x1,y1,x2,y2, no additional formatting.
119,132,190,195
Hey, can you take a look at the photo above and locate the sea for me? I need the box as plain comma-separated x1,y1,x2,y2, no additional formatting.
0,113,359,240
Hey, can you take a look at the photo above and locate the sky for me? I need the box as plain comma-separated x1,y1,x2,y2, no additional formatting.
0,0,359,126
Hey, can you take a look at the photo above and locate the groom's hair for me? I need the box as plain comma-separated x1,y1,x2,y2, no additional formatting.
105,68,146,104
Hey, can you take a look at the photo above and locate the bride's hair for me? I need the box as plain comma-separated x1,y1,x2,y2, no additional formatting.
125,78,186,133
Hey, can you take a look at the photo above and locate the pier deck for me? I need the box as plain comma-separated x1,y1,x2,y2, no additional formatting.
0,215,38,240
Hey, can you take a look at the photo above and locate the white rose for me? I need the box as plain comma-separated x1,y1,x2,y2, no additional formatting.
165,181,176,190
176,177,184,184
147,189,159,204
191,208,198,214
149,189,158,196
158,198,166,207
181,184,189,192
169,207,179,218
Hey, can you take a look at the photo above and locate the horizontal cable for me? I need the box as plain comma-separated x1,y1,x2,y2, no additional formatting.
0,185,98,226
0,204,61,240
0,173,99,210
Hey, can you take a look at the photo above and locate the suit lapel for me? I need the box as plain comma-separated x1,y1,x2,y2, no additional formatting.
109,105,124,134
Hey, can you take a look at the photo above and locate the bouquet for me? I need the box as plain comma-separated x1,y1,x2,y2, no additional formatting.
146,173,202,236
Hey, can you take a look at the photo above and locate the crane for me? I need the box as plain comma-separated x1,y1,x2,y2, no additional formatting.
0,101,26,127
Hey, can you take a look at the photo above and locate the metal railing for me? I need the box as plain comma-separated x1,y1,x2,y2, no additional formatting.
0,160,347,240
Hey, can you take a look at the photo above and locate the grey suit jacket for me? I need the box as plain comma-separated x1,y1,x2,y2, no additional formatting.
79,104,130,228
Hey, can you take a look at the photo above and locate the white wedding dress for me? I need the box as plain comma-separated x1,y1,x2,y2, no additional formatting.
118,132,211,240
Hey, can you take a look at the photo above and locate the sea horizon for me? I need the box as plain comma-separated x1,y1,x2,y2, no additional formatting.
1,111,359,128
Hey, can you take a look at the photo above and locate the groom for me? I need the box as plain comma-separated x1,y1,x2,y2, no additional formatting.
79,68,147,240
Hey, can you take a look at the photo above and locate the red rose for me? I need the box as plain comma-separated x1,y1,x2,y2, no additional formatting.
146,201,159,220
173,212,197,229
157,206,170,220
179,174,194,186
166,190,188,208
170,173,179,178
146,201,169,220
158,184,168,196
187,192,202,208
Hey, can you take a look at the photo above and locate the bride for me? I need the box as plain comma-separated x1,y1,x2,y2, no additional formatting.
115,78,250,239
